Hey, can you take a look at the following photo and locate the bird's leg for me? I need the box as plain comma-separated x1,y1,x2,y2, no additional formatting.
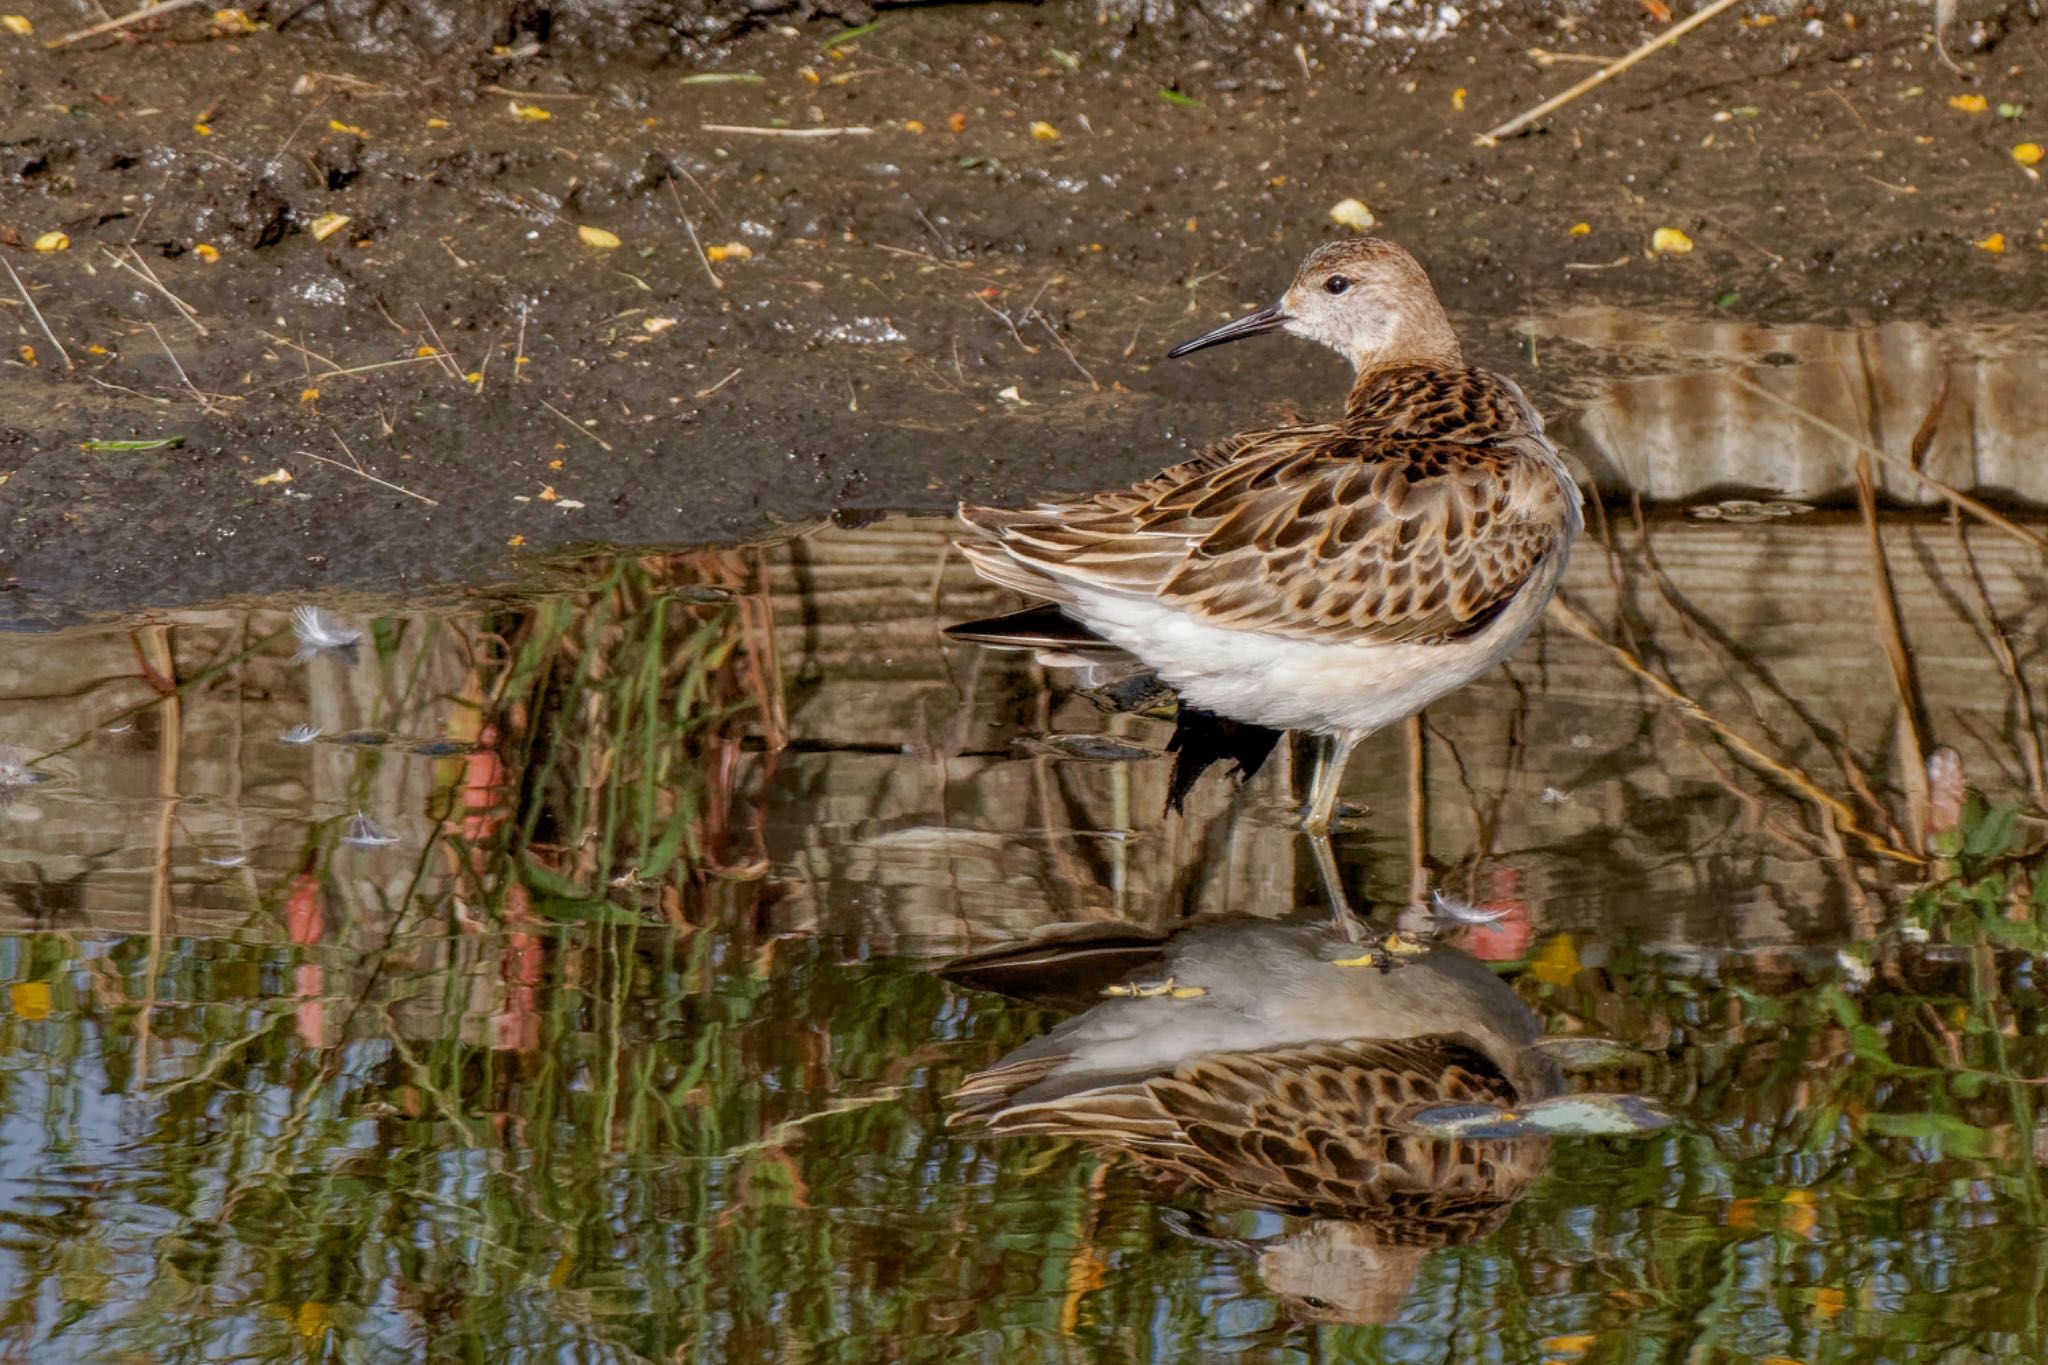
1303,730,1363,834
1309,830,1365,943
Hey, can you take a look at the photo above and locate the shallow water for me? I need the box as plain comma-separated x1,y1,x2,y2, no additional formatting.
1,513,2046,1362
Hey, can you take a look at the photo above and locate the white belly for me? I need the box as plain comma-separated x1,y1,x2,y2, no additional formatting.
1070,552,1566,738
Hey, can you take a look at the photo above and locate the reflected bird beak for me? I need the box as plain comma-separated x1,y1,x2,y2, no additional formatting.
1166,303,1291,359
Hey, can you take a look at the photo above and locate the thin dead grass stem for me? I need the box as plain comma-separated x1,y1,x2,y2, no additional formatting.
1547,593,1920,864
3,259,73,371
1947,508,2048,808
47,0,206,47
1479,0,1745,141
1856,453,1931,853
1731,373,2048,554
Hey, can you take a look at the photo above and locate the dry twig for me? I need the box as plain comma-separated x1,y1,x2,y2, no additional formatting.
3,259,72,371
46,0,206,48
1730,373,2048,553
1481,0,1745,142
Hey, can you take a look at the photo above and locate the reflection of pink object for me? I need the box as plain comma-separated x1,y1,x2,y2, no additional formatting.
490,900,545,1052
295,964,326,1048
285,875,329,1045
462,725,508,842
1456,866,1534,961
285,874,323,945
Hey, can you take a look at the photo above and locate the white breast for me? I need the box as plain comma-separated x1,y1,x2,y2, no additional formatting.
1070,547,1569,739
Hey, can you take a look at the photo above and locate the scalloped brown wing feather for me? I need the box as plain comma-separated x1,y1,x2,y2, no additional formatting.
962,1035,1542,1227
969,431,1572,646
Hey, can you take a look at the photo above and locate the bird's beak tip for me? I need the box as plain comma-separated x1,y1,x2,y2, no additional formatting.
1165,304,1290,361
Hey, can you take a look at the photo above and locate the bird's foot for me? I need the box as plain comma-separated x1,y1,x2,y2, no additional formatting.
1101,975,1208,1000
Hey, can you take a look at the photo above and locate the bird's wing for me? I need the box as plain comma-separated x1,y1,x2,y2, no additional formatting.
962,429,1574,646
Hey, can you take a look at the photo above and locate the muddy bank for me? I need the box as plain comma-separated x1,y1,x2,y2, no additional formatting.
0,1,2045,622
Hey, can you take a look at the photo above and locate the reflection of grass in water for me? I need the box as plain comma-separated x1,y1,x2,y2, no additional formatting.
11,517,2048,1356
471,551,779,918
1493,798,2048,1359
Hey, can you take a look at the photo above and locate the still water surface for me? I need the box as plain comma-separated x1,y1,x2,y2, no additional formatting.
1,511,2045,1361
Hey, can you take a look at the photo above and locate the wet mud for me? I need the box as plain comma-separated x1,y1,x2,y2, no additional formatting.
1,0,2045,621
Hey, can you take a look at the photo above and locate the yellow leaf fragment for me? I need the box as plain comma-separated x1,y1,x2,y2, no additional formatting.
33,230,68,253
415,344,439,357
214,9,259,33
253,468,293,485
194,243,220,262
1529,933,1581,986
902,118,926,134
9,981,50,1020
2014,142,2045,166
537,485,559,502
1651,226,1694,254
1452,86,1467,111
1328,197,1376,231
1975,232,2006,253
1538,1334,1598,1357
1,16,31,36
299,387,321,403
328,119,370,138
426,117,449,129
800,66,821,84
577,224,623,250
508,100,552,121
1029,120,1060,141
705,241,753,262
1948,93,1989,113
194,122,213,137
1569,221,1592,236
17,345,33,366
308,212,350,242
508,534,525,547
294,1302,330,1339
86,344,109,355
464,371,483,384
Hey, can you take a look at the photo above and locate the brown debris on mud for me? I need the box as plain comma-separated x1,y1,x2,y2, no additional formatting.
0,1,2043,621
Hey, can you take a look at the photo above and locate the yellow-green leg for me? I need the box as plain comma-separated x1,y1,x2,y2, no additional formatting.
1309,832,1364,942
1304,730,1362,834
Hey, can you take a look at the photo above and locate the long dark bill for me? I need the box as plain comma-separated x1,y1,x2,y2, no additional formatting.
1165,302,1290,359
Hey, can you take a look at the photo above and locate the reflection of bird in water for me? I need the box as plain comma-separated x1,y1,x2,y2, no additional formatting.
948,919,1560,1324
950,238,1582,846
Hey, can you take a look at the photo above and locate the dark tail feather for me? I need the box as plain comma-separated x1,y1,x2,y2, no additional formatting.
943,604,1120,654
940,922,1172,1008
948,606,1281,809
1166,708,1284,813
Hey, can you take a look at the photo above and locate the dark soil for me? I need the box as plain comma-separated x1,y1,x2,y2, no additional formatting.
1,0,2044,623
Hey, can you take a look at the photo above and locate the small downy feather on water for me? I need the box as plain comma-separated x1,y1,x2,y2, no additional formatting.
291,605,362,663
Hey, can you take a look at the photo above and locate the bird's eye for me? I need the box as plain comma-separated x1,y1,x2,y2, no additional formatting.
1323,275,1351,296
